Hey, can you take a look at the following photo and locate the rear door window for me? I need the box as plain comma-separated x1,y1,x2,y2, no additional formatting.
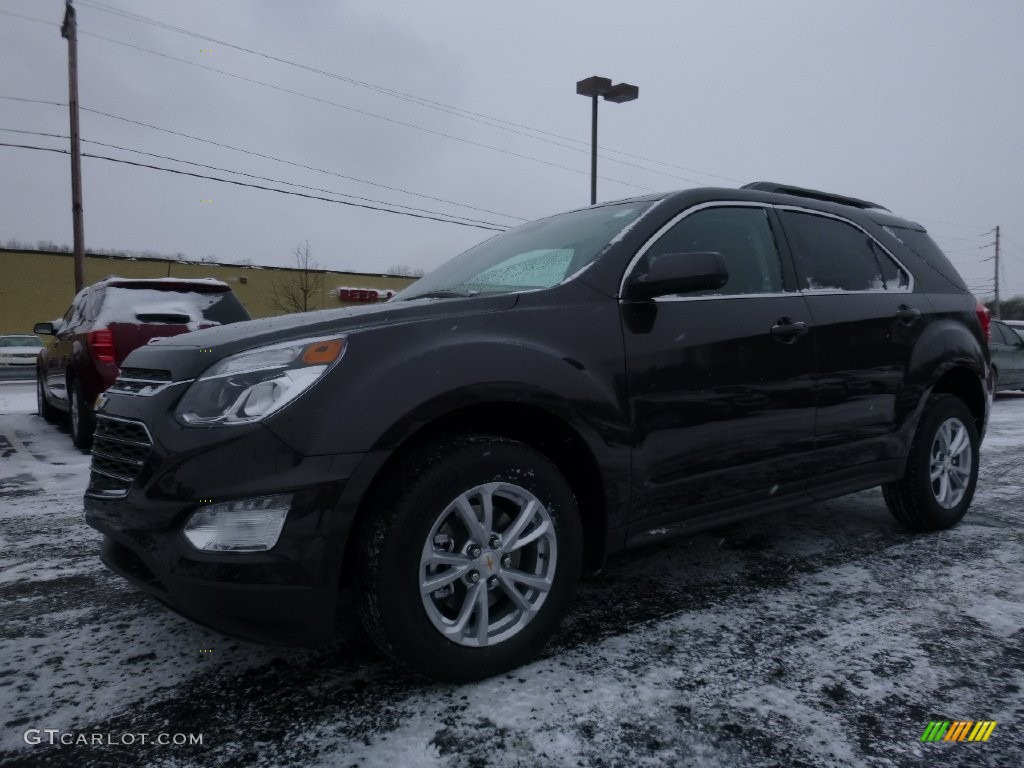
780,211,909,292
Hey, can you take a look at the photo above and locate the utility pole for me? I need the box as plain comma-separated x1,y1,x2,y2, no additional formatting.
994,225,1001,319
61,0,85,294
589,92,598,205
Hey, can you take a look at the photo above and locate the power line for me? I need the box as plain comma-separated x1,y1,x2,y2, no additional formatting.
74,29,659,196
0,141,507,231
0,127,509,228
2,8,654,194
916,215,992,231
0,95,67,108
76,0,741,185
2,3,714,188
0,94,525,223
934,232,990,244
0,7,53,28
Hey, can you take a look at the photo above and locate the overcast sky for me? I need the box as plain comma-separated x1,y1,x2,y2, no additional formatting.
1,0,1022,298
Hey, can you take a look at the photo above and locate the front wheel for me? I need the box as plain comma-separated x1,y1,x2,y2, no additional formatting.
355,436,583,681
883,394,979,531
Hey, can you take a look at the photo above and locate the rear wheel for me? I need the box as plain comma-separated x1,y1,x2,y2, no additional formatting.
355,435,582,681
69,379,95,450
883,394,979,531
36,373,59,424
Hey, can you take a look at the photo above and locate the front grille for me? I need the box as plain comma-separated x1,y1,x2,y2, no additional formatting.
121,367,172,381
87,415,153,497
108,367,176,396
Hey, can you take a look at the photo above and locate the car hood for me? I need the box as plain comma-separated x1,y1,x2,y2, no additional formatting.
0,346,42,355
121,293,519,380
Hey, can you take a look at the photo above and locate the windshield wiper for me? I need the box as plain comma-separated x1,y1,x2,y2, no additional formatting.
409,289,480,299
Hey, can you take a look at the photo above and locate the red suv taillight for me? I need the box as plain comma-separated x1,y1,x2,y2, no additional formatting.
88,329,116,363
975,300,991,343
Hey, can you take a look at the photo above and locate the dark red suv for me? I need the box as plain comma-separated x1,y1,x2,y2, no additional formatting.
35,277,250,448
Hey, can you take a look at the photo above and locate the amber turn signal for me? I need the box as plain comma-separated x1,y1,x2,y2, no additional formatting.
301,338,346,365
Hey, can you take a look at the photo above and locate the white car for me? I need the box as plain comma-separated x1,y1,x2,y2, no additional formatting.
0,334,43,366
1002,319,1024,341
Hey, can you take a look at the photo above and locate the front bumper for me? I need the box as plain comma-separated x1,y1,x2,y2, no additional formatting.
84,383,372,645
97,527,334,644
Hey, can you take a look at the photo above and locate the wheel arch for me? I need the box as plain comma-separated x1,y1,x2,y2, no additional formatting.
341,401,611,585
928,363,988,438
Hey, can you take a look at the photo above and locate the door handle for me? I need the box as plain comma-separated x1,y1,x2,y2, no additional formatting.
895,304,922,324
770,318,809,343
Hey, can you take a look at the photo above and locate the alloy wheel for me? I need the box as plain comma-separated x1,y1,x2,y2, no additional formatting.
419,482,557,647
929,416,972,509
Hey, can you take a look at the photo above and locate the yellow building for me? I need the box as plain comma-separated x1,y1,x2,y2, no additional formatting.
0,248,418,334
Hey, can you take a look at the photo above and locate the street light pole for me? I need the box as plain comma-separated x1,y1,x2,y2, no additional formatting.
576,76,639,205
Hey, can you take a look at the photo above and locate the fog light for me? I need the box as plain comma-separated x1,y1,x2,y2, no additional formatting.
183,494,292,552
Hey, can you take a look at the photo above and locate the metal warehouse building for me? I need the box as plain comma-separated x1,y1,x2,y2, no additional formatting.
0,248,417,335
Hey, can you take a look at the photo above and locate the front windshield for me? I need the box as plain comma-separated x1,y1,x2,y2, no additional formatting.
396,201,654,300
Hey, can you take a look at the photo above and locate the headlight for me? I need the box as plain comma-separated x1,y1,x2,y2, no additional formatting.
175,336,346,425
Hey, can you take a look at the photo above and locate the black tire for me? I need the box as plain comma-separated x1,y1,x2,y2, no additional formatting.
883,394,979,531
69,379,95,450
36,373,59,424
354,435,583,682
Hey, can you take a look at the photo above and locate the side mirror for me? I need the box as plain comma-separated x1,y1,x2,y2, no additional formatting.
626,251,729,300
33,322,55,335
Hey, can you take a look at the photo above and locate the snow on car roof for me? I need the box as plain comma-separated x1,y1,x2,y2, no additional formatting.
103,276,230,289
93,287,225,332
72,275,230,299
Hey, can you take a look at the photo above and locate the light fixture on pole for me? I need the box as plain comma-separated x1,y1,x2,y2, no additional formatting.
576,76,639,205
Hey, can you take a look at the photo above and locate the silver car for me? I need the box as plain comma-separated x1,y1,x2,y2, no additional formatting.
990,320,1024,392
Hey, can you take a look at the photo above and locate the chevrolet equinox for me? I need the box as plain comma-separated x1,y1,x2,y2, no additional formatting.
84,183,992,681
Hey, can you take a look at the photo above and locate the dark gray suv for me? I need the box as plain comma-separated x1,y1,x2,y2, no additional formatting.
85,182,991,680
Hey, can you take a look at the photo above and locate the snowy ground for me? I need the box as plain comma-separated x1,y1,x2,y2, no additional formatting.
0,380,1021,767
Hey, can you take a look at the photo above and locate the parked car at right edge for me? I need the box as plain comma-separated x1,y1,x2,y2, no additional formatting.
1001,319,1024,341
35,277,250,448
84,183,991,682
989,319,1024,392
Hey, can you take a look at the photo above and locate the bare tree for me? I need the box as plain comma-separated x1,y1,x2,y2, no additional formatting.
387,263,425,277
272,240,325,313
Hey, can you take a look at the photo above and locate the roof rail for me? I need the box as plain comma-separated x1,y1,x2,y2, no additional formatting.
741,182,889,211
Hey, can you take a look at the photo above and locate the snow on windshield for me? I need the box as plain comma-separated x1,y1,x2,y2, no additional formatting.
95,287,226,331
466,249,573,290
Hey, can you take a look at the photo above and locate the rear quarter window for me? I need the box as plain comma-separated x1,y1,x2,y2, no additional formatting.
879,225,968,292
